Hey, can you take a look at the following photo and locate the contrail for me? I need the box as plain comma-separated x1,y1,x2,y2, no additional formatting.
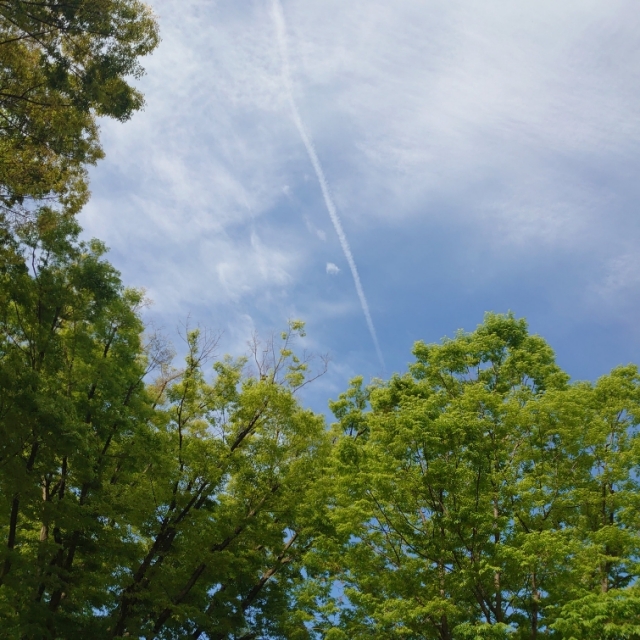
270,0,385,370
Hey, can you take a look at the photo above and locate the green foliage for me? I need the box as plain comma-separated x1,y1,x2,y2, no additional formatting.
319,313,640,639
0,6,337,635
107,321,331,640
0,0,159,221
0,212,152,636
2,230,640,640
550,589,640,639
0,218,331,638
1,9,639,635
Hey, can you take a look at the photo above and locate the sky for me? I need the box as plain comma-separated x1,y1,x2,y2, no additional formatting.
81,0,640,414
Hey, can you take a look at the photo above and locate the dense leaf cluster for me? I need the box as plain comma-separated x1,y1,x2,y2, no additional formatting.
0,0,159,221
0,216,331,638
3,253,640,639
319,315,640,639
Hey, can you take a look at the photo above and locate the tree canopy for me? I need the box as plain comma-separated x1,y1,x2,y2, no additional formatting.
319,313,640,639
0,214,331,638
0,0,159,222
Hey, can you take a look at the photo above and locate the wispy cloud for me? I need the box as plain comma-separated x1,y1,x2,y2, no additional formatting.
271,0,385,370
80,0,640,392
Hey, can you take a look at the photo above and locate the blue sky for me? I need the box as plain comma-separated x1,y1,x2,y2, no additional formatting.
81,0,640,413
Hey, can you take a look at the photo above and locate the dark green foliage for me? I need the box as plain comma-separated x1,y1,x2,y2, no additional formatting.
0,218,331,638
0,212,153,636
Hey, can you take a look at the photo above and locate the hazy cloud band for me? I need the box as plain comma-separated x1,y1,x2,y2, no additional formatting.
271,0,385,370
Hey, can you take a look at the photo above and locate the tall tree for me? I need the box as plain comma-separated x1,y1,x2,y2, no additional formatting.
320,313,640,639
0,213,331,638
107,323,331,640
0,210,155,636
0,0,159,222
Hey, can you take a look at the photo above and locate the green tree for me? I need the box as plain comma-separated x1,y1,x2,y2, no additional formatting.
321,313,640,639
0,210,155,636
107,323,331,639
0,214,331,638
0,0,159,222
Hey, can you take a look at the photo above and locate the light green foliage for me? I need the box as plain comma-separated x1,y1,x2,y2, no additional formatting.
550,589,640,639
2,223,640,640
0,0,159,221
1,8,639,635
109,322,331,639
321,313,640,639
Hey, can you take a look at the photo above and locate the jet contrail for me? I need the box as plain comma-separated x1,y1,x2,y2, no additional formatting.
271,0,385,370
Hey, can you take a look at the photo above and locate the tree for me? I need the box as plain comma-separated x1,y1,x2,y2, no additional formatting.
0,0,159,222
0,214,331,638
107,324,331,640
0,212,159,637
321,313,640,639
0,210,156,636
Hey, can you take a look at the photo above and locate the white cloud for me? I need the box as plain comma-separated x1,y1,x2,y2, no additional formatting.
326,262,340,275
277,0,640,244
304,214,327,241
78,0,640,383
84,0,640,245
